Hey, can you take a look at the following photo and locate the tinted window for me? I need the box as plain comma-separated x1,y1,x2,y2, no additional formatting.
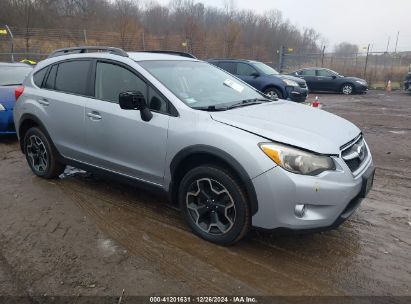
95,62,147,103
148,87,168,114
55,60,91,95
218,62,236,74
301,69,316,76
317,69,336,77
33,68,48,87
0,66,32,86
44,65,57,89
236,63,257,76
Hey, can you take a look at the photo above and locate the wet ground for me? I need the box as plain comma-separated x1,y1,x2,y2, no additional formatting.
0,90,410,297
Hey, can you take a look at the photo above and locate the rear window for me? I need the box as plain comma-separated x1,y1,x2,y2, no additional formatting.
0,66,32,86
55,60,91,96
33,68,48,87
44,65,57,89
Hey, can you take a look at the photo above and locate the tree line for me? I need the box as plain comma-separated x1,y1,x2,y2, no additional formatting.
0,0,322,60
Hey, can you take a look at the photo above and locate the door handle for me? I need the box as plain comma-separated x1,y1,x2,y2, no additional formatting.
38,98,49,106
87,112,102,120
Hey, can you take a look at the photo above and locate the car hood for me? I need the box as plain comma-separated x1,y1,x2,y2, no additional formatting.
272,74,306,85
210,101,360,155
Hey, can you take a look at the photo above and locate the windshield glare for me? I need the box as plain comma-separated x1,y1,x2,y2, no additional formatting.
252,62,279,75
0,66,32,86
138,61,265,108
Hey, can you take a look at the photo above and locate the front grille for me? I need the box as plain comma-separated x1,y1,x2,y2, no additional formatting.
341,135,368,174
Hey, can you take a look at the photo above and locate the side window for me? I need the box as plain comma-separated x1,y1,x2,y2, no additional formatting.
148,87,168,114
33,67,48,87
55,60,91,96
301,69,316,76
218,62,236,74
44,65,57,89
317,69,333,77
95,62,147,103
236,63,258,76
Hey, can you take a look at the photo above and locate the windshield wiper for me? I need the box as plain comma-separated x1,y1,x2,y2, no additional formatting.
227,98,272,110
192,105,228,111
1,83,22,86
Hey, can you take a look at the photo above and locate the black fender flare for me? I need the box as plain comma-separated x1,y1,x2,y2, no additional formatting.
170,145,259,215
17,114,57,156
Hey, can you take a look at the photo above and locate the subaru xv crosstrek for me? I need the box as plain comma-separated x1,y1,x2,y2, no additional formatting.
208,59,308,102
13,47,375,245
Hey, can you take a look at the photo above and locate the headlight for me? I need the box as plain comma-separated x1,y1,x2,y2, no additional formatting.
0,104,5,111
356,80,367,85
283,79,299,87
259,143,336,175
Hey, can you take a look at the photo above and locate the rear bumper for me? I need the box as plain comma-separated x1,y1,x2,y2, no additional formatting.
0,110,16,134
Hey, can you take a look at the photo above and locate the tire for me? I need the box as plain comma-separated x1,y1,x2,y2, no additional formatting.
178,165,250,245
23,127,65,179
341,83,355,95
264,87,283,99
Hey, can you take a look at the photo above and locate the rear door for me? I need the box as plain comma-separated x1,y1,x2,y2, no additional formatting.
85,60,170,185
35,59,91,160
298,69,319,90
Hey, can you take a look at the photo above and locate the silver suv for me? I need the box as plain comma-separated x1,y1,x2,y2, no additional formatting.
14,47,375,245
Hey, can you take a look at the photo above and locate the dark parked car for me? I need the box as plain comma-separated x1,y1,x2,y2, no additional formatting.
208,59,308,102
404,65,411,94
289,68,368,95
0,62,33,135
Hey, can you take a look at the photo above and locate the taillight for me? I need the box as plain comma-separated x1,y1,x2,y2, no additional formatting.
15,86,24,101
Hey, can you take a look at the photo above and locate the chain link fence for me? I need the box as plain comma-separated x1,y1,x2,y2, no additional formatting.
1,26,410,89
0,26,279,63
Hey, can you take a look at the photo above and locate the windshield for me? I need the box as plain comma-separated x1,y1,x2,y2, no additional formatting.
252,62,279,75
138,61,265,108
0,66,32,86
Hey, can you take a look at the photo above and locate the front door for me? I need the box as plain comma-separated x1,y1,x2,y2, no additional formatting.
235,62,261,90
85,60,170,186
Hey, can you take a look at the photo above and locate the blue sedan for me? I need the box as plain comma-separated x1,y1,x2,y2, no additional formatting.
0,62,33,135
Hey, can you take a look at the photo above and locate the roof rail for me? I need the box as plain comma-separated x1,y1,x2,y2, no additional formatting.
137,50,196,59
48,46,129,58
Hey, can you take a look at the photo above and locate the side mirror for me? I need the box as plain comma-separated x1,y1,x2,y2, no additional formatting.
331,75,337,79
119,91,153,122
250,72,260,78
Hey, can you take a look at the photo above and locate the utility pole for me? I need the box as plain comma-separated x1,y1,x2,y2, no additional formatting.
386,36,391,53
363,43,370,79
321,46,326,67
394,31,400,53
5,25,14,62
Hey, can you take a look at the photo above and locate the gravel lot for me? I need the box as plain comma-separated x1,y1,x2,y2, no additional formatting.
0,90,410,297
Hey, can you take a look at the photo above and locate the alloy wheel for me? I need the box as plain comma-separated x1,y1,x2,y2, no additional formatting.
26,135,48,173
186,178,236,235
265,90,278,99
342,85,353,95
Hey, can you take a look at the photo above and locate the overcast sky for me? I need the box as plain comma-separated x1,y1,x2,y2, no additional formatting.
157,0,411,52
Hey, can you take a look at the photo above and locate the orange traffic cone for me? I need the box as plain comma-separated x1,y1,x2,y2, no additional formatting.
386,80,392,92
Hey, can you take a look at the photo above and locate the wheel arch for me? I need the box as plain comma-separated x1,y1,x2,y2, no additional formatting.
169,145,259,215
261,84,284,98
18,114,56,154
